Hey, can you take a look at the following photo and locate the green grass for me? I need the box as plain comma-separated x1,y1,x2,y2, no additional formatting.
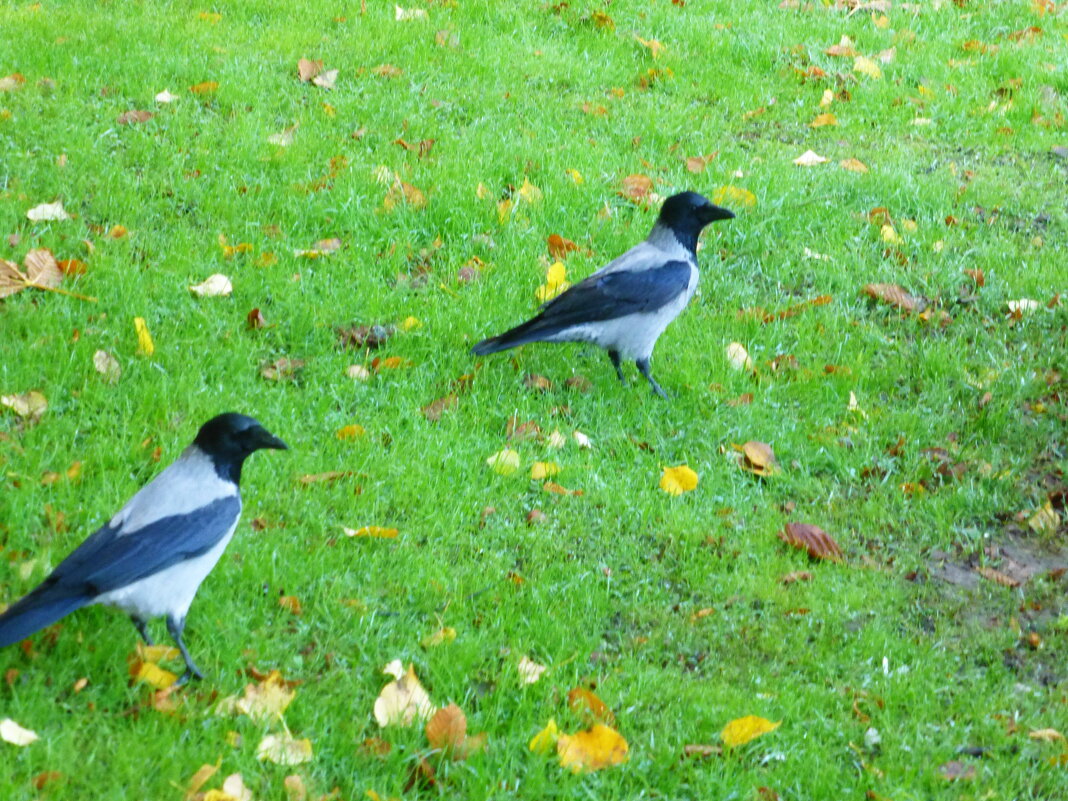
2,0,1067,798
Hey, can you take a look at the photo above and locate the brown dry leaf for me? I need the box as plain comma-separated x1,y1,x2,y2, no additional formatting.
567,687,615,725
57,259,87,276
1028,728,1065,742
862,283,925,313
557,724,629,772
524,373,553,392
426,703,467,752
337,323,394,349
620,174,654,202
422,394,457,421
964,268,985,287
825,35,858,57
246,308,267,330
24,249,63,288
373,64,403,78
279,595,302,615
840,158,869,173
93,350,121,383
809,113,837,128
547,234,579,260
685,153,717,173
297,471,354,486
779,570,813,584
975,566,1020,588
778,522,843,562
683,744,722,759
635,36,665,59
116,110,153,125
374,663,435,727
383,180,426,210
739,441,780,477
228,670,297,723
297,58,323,82
260,357,305,381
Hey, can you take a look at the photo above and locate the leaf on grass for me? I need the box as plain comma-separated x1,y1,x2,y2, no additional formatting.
374,663,435,727
793,150,828,167
721,715,781,748
425,703,486,759
825,35,858,57
938,760,976,781
713,185,756,208
547,234,578,260
975,566,1020,588
536,262,570,303
313,69,339,90
635,36,665,58
344,526,399,539
487,449,520,475
185,762,220,798
620,174,654,202
26,201,70,222
93,350,121,383
1029,728,1065,742
155,89,177,103
268,124,298,147
518,656,546,685
809,113,837,128
422,394,457,421
189,274,233,297
24,249,63,289
1,391,47,422
222,670,296,723
421,627,456,648
862,283,925,313
778,522,843,561
396,5,428,21
279,595,302,615
529,719,559,754
726,342,753,371
738,441,780,477
221,774,253,801
1029,501,1059,535
297,59,323,82
557,724,629,772
132,660,178,689
116,110,153,125
685,153,717,173
383,180,427,210
683,744,722,759
298,471,353,486
372,64,403,78
660,465,699,496
336,424,366,440
133,317,154,356
189,81,219,95
260,357,304,381
840,157,869,173
257,733,313,765
0,718,39,746
853,56,882,79
567,687,615,725
779,570,813,584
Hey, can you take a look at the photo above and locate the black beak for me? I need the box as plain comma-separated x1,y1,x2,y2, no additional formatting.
704,204,735,223
254,427,289,450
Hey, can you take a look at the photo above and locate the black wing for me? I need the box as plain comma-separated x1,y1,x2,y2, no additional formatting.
535,260,691,328
46,495,242,596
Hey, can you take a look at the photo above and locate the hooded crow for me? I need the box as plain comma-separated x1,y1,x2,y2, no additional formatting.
0,413,287,684
471,191,734,398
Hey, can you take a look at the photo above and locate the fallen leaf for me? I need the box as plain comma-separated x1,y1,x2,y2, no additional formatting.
660,465,699,496
726,342,753,371
518,656,546,685
189,274,233,297
343,526,399,539
93,350,121,383
383,180,427,210
246,308,267,329
938,760,976,781
26,200,70,222
1029,501,1059,535
793,149,829,167
529,719,559,754
1029,728,1065,742
685,153,717,173
557,724,629,772
531,461,561,480
313,69,338,90
739,441,780,477
635,36,665,58
268,124,298,147
395,5,428,21
975,566,1020,588
547,234,579,260
185,762,219,798
853,56,882,79
372,64,403,78
809,113,837,127
222,774,254,801
1,391,47,422
133,317,154,356
536,262,570,303
297,59,323,82
620,174,654,202
189,81,219,95
721,715,781,748
683,744,722,759
840,157,869,173
154,89,177,103
227,670,296,723
426,703,466,751
279,595,302,615
487,449,520,475
0,718,39,746
374,663,435,727
24,249,62,288
778,522,843,561
713,185,757,208
779,570,813,584
257,733,313,765
336,424,366,440
133,660,178,689
862,283,925,313
260,357,304,381
568,687,615,725
420,627,456,648
422,394,457,421
116,110,153,125
825,35,858,57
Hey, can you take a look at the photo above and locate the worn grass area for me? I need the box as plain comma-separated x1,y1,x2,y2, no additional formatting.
2,0,1067,798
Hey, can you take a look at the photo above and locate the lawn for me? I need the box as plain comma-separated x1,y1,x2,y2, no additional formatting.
1,0,1067,798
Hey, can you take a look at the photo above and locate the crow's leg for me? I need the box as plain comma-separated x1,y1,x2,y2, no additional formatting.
167,615,204,685
607,349,626,384
131,616,154,646
636,358,668,399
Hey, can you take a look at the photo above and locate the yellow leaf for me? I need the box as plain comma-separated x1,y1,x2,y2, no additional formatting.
134,316,154,356
344,526,399,539
230,670,296,723
136,643,180,663
322,102,336,117
1029,728,1066,742
421,627,456,648
726,342,753,371
1,391,47,420
373,664,435,727
401,315,421,331
712,185,756,208
497,197,513,223
566,168,584,184
840,158,869,173
854,56,882,79
880,224,903,245
135,661,177,689
536,261,571,303
336,424,366,440
720,715,781,748
635,36,665,59
189,80,219,95
819,89,834,107
185,762,220,797
256,733,313,765
529,718,559,754
486,448,520,475
517,178,542,204
198,11,222,23
660,465,699,496
809,112,837,128
530,461,561,480
557,724,629,772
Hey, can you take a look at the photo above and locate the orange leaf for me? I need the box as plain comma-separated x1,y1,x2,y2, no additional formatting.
738,441,780,476
862,283,925,313
778,522,843,562
189,81,219,95
426,703,467,751
619,174,653,202
547,234,578,260
557,724,629,772
567,687,615,725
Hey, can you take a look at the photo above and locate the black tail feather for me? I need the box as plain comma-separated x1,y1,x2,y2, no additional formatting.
471,317,556,355
0,586,89,648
